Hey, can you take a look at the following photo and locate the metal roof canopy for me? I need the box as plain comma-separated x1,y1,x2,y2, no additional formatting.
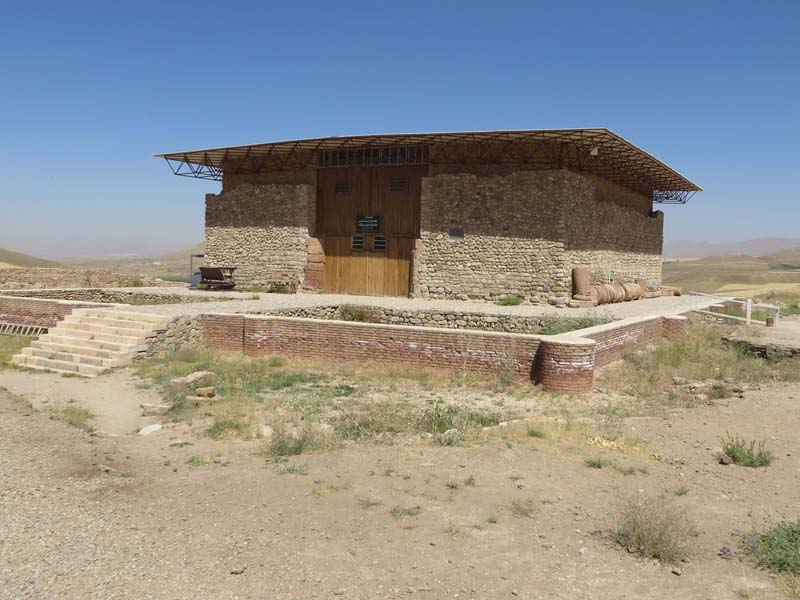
155,128,701,204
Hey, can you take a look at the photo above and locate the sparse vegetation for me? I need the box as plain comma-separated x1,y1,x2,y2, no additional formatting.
675,483,690,496
585,457,612,469
275,461,309,476
526,425,545,438
185,455,208,467
358,498,382,509
584,457,647,475
537,314,613,335
0,335,33,368
496,294,523,306
48,403,93,433
205,419,249,438
390,505,421,518
510,497,536,518
615,494,695,562
721,433,774,467
487,515,498,524
745,521,800,576
599,322,800,404
337,304,380,323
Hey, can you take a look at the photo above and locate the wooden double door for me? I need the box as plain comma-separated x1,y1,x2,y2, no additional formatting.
317,165,426,297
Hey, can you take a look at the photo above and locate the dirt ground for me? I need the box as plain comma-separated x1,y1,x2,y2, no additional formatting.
1,368,798,599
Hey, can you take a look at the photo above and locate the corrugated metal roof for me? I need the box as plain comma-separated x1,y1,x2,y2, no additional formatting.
156,128,701,203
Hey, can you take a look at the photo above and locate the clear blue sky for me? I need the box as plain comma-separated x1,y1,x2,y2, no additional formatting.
1,1,798,258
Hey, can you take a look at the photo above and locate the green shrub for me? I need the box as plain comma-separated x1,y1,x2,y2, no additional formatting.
205,419,249,438
615,494,695,562
496,294,523,306
721,433,774,467
337,304,380,323
48,404,94,433
746,521,800,575
526,425,545,439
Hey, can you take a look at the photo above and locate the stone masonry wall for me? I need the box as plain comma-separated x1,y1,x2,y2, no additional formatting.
205,182,314,288
563,178,663,286
415,168,664,303
415,170,585,303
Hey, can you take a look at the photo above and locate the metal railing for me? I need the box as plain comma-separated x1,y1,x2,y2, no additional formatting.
689,291,781,326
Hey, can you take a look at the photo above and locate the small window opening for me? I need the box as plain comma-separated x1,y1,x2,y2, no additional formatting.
448,227,464,240
335,181,352,193
351,235,364,250
389,179,409,192
373,236,387,251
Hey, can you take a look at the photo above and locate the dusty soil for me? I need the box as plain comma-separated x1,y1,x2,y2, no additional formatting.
1,373,798,599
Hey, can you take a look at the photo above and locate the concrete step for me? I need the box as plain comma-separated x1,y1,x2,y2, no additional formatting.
47,325,143,345
12,354,103,376
30,339,133,360
40,333,146,353
20,346,124,368
62,314,161,331
57,320,154,338
72,308,171,326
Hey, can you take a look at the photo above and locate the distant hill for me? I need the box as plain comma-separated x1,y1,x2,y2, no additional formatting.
664,238,800,259
63,242,204,282
0,247,62,269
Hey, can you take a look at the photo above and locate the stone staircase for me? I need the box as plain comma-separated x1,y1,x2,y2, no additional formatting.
12,308,171,377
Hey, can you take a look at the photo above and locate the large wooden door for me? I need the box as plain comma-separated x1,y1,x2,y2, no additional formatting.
317,165,425,297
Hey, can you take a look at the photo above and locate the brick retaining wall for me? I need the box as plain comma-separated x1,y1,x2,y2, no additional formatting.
243,316,540,378
197,312,689,391
0,295,107,328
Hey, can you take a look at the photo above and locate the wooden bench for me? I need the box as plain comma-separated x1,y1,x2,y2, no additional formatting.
199,266,236,290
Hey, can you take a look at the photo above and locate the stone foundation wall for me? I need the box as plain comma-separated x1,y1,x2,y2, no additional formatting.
205,182,314,288
0,288,236,305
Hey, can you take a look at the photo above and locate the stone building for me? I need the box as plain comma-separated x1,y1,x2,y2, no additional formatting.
158,129,700,304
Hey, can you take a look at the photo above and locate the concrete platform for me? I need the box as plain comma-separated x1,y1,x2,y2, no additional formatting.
114,286,716,320
724,316,800,358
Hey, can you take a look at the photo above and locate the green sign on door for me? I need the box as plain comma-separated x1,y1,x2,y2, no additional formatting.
356,215,381,232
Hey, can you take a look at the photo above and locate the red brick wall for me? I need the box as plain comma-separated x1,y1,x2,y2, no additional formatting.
0,295,98,328
533,338,596,392
197,312,690,392
585,317,665,368
200,315,540,379
198,314,244,352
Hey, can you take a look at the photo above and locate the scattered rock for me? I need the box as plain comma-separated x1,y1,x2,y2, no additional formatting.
97,464,117,474
170,371,216,388
90,430,119,439
671,567,682,576
718,453,734,465
260,425,274,440
230,566,246,575
719,545,736,559
195,386,216,398
185,395,214,406
212,456,229,465
140,403,172,416
672,377,689,386
138,423,162,436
